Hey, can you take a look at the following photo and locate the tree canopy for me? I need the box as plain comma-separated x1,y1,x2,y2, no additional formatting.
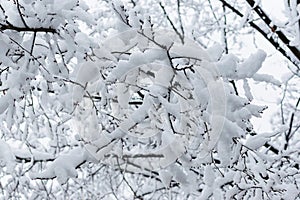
0,0,299,199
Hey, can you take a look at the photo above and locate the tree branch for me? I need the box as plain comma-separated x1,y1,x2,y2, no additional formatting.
16,0,29,28
0,23,56,33
219,0,300,68
176,0,185,40
245,0,300,63
284,97,300,150
159,2,184,44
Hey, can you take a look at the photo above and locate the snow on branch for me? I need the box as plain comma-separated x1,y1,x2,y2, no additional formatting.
0,0,299,198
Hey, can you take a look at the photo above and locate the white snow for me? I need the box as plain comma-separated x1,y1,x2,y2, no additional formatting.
76,60,100,84
0,140,16,173
0,95,10,114
159,169,172,188
236,50,267,78
30,147,88,184
204,165,215,186
245,134,270,150
207,43,224,61
216,54,238,77
154,66,174,88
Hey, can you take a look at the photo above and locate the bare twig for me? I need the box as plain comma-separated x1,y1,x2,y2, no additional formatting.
16,0,28,28
284,97,300,150
30,32,36,54
159,2,184,44
176,0,185,40
0,23,56,33
8,36,50,74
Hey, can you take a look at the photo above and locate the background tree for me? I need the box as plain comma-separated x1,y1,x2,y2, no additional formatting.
0,0,299,199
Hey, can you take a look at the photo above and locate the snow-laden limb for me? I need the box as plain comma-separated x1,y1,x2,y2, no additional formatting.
107,48,168,82
245,125,289,151
252,73,281,86
13,148,55,162
30,147,90,184
215,48,281,87
236,50,267,79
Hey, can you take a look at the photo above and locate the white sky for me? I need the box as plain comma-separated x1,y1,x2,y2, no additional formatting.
262,0,287,20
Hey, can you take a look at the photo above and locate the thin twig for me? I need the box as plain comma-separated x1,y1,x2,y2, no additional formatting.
176,0,185,41
8,36,50,74
30,32,36,54
16,0,28,28
159,2,184,44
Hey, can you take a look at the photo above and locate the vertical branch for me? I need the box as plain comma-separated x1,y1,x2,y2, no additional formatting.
30,32,36,54
208,0,221,26
221,2,239,95
176,0,185,42
284,97,300,150
222,4,228,54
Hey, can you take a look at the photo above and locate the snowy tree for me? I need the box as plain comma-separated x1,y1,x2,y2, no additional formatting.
0,0,299,199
